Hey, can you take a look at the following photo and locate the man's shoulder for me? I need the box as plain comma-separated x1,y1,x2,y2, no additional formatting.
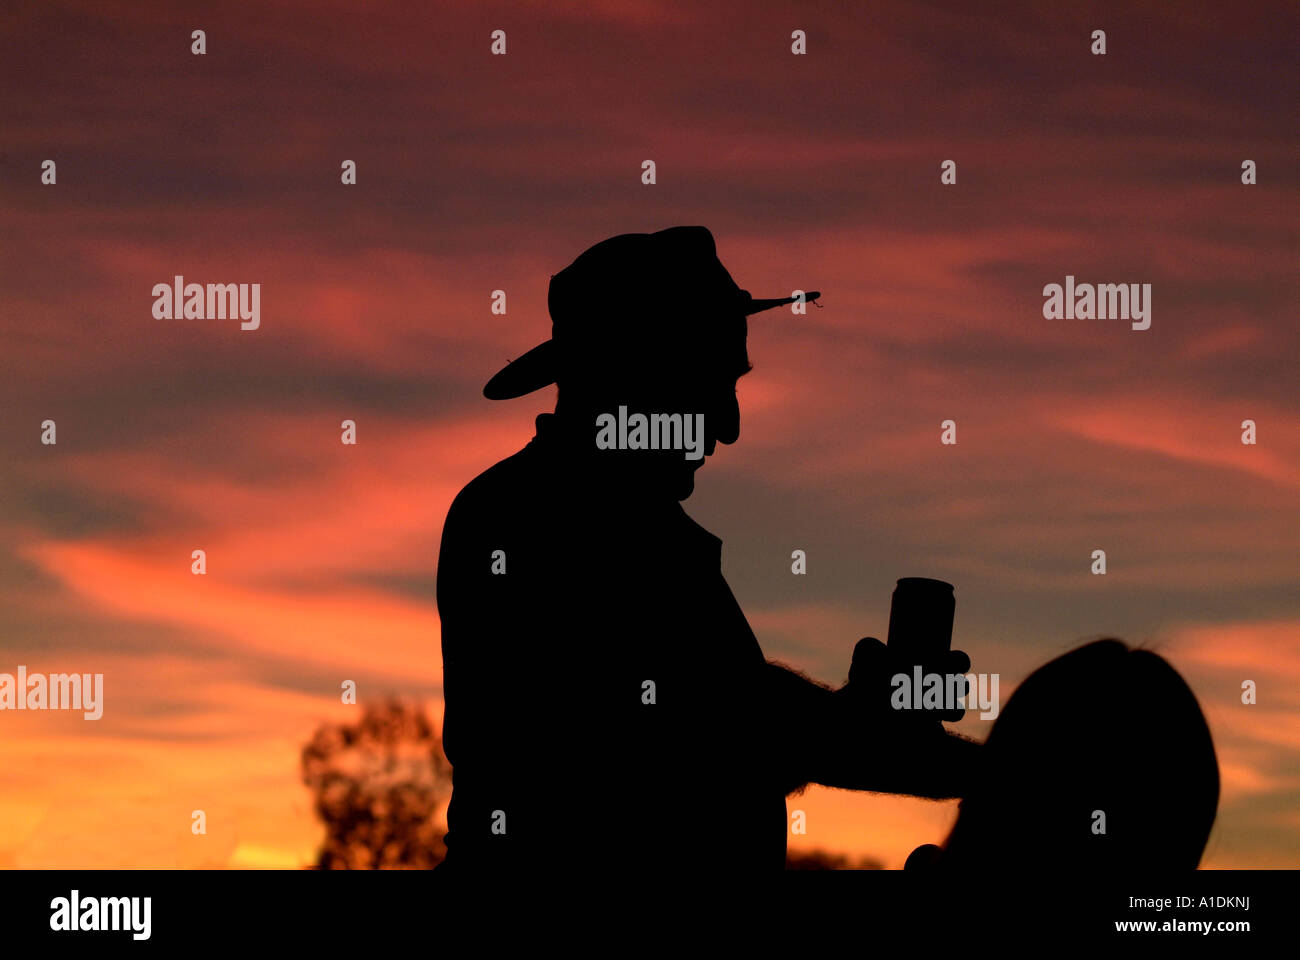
444,444,542,533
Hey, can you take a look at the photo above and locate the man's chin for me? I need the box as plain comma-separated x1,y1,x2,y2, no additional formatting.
675,454,711,499
673,469,697,501
624,455,703,500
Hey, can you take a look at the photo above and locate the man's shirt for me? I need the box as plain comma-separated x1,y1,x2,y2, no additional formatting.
437,414,789,872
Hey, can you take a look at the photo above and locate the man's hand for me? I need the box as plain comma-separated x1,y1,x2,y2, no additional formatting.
842,635,972,725
763,636,981,799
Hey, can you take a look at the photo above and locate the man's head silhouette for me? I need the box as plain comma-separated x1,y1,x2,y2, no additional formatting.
483,226,818,499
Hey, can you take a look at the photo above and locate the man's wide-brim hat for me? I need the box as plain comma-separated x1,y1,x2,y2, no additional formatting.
483,225,819,400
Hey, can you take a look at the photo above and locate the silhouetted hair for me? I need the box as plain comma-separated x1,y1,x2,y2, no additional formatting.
940,639,1219,870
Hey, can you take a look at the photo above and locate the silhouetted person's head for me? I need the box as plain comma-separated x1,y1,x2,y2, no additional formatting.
917,639,1219,871
482,226,817,499
551,292,751,500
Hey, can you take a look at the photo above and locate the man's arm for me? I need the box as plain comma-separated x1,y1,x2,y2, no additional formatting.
762,654,980,799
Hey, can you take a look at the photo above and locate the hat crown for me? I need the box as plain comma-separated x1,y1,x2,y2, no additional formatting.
547,226,742,333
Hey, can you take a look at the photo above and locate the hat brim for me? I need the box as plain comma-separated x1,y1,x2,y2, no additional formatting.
481,290,819,400
482,339,560,400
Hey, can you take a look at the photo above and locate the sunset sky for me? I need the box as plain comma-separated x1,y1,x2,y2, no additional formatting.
1,0,1297,869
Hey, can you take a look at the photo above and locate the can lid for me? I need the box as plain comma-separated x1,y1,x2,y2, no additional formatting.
895,577,954,591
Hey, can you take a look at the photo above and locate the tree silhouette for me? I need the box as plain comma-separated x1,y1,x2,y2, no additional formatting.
786,848,885,870
301,698,452,869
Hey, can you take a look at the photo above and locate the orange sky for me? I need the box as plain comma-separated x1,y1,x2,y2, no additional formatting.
1,0,1297,868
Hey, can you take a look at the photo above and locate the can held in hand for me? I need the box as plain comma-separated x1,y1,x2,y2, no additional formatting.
886,577,955,664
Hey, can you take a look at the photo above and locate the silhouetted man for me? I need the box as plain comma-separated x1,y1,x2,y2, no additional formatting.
437,226,977,874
